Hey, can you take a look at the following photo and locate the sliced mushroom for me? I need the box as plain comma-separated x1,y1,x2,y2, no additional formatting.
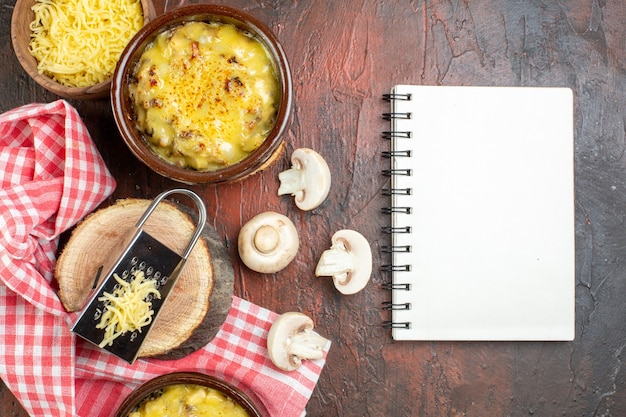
238,211,299,273
278,148,331,211
267,312,329,372
315,229,372,295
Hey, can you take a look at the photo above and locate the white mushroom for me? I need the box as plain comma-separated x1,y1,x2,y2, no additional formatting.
267,312,329,372
278,148,331,211
315,229,372,295
238,211,299,273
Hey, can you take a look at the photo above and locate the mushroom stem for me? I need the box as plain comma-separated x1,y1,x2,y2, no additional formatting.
277,168,304,198
254,225,280,254
287,331,328,363
315,242,353,285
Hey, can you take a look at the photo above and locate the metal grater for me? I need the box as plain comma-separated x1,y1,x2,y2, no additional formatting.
71,188,207,364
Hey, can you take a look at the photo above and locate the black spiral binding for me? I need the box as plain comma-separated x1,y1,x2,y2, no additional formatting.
381,282,411,290
381,91,414,331
382,131,412,139
382,321,411,329
381,206,411,214
382,301,411,310
381,226,411,234
382,92,412,101
382,188,411,196
382,150,411,158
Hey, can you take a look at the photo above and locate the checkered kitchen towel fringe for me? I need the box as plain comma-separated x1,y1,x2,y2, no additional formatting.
0,100,329,417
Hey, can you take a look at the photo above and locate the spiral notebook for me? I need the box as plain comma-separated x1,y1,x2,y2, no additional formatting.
382,85,575,341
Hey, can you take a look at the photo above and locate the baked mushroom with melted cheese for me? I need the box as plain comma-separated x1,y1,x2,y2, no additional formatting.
128,21,281,171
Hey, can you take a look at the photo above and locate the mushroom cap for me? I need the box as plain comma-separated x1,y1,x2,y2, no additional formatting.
317,229,372,295
238,211,299,274
267,311,327,372
278,148,331,211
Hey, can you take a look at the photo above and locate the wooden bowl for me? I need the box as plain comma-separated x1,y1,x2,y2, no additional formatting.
11,0,157,100
111,5,293,184
114,372,267,417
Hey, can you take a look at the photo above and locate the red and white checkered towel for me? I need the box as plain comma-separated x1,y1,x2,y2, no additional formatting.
0,100,329,417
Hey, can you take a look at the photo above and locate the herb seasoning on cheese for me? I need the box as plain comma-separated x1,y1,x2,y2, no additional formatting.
29,0,144,87
129,21,280,171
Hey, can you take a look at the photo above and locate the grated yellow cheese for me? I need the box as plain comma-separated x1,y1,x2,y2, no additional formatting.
28,0,144,87
96,269,160,348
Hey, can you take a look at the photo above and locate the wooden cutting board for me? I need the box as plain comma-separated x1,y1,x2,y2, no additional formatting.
55,198,234,360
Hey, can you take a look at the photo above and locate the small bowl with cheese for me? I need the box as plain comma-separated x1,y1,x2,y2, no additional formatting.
11,0,157,100
114,372,267,417
111,4,293,184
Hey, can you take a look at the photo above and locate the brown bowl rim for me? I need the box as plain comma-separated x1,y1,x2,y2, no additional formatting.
113,371,266,417
10,0,156,100
111,4,293,184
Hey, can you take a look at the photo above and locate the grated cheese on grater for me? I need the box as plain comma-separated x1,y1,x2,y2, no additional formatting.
96,269,160,348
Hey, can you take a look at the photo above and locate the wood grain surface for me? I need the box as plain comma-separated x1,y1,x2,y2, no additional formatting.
2,1,626,416
55,198,234,360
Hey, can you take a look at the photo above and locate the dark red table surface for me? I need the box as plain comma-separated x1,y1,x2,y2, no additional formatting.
2,1,625,416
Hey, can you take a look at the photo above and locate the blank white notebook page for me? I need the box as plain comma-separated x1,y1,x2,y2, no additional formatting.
387,85,575,341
